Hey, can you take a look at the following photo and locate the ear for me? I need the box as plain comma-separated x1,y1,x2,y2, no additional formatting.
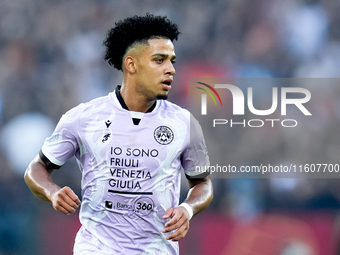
124,56,136,73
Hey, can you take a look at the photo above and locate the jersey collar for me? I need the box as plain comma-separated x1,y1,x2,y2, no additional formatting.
115,85,157,113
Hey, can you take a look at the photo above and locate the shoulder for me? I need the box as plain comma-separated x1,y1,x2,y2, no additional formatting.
159,100,202,129
159,100,191,120
63,93,113,120
160,101,205,137
81,93,113,112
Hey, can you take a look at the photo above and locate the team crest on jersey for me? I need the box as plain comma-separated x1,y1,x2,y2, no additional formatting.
154,126,174,145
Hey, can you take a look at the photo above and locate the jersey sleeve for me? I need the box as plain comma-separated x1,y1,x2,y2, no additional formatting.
40,105,82,169
182,114,210,180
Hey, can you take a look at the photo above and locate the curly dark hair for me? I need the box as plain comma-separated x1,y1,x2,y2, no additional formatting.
103,13,180,71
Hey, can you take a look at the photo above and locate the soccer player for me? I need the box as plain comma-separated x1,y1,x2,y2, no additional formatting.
24,14,213,255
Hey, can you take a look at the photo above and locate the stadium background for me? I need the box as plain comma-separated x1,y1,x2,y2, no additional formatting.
1,0,340,254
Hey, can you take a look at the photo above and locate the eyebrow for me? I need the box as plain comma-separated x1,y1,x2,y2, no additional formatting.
151,54,176,61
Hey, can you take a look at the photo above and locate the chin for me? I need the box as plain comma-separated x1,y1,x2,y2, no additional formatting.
156,94,168,100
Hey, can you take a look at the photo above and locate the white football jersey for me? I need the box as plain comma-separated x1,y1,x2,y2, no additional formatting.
41,88,210,254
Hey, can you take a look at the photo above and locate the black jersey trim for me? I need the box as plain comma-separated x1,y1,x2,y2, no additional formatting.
185,171,210,180
39,150,62,170
115,86,129,110
108,190,153,195
115,86,157,113
146,101,156,113
132,118,141,125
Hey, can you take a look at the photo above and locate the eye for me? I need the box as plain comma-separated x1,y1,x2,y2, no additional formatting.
155,58,164,64
171,60,176,64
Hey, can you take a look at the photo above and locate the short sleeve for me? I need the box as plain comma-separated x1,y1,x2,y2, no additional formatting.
182,114,210,179
40,105,81,169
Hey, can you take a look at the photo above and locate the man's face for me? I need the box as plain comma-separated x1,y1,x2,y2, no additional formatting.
134,38,176,100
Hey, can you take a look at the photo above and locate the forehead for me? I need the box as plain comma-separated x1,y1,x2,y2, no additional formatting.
143,38,175,56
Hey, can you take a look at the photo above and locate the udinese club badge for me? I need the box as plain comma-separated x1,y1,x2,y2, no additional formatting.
154,126,174,145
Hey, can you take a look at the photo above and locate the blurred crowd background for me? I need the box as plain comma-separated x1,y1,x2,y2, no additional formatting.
1,0,340,254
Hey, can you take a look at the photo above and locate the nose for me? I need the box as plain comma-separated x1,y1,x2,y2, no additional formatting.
165,60,175,76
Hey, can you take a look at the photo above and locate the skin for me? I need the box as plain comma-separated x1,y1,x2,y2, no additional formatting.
24,38,213,242
162,176,213,241
25,155,81,214
120,38,176,112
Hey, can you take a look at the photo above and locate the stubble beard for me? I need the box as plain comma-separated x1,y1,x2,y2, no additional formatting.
156,94,168,100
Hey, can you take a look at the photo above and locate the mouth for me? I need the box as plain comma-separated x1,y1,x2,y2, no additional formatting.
161,79,173,90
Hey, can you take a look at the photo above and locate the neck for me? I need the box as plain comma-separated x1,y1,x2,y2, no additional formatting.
119,81,156,113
